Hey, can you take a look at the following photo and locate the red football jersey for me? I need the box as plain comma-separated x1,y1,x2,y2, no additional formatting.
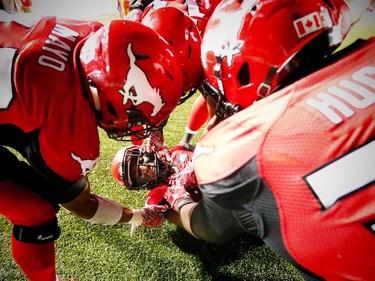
194,38,375,279
0,15,103,182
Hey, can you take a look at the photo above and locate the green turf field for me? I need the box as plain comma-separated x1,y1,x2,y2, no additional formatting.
1,7,374,281
0,94,303,281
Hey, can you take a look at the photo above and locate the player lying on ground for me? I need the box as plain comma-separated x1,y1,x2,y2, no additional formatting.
111,130,201,231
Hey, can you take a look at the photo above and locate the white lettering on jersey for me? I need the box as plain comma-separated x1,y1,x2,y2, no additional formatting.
71,152,98,177
38,24,79,72
305,64,375,124
0,48,17,109
305,139,375,209
119,43,165,117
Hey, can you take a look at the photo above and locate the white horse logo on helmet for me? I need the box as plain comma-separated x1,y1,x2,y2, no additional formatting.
201,0,257,67
119,43,165,117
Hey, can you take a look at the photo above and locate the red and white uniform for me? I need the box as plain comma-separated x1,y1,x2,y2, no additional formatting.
0,15,102,184
0,14,102,280
192,38,375,280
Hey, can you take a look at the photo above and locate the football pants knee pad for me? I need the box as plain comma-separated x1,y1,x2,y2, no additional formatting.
12,218,60,244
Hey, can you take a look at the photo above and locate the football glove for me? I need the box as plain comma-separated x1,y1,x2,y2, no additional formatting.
164,183,194,213
129,204,169,237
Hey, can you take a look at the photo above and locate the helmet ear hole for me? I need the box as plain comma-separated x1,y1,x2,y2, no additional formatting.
237,62,250,86
188,45,192,59
107,101,118,119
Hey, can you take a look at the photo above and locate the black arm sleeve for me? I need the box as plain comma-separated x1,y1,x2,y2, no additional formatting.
190,157,323,280
190,157,263,243
190,194,247,243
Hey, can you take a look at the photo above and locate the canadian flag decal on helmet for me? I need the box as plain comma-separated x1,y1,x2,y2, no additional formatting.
293,12,323,38
119,42,165,117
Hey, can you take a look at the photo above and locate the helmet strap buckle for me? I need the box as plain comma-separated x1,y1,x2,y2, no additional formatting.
258,65,278,98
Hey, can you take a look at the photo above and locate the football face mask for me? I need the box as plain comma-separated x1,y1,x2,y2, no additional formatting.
120,146,170,190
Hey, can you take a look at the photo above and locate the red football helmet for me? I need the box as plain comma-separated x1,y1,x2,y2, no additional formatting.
141,6,203,97
79,20,183,140
201,0,351,116
111,145,170,190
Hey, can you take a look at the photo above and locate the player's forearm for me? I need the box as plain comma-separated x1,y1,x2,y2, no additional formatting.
165,209,182,227
179,202,200,239
61,182,133,223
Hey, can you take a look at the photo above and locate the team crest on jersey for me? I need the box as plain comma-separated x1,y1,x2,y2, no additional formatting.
119,43,165,117
71,152,98,176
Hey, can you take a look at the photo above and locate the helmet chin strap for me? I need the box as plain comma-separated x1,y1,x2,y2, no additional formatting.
257,65,278,98
258,48,306,98
214,56,225,96
89,85,101,111
208,56,241,119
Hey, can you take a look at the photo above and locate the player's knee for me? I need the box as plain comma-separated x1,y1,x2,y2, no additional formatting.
12,218,61,244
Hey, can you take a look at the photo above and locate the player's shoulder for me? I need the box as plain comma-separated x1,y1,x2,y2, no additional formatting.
193,113,266,184
55,16,103,35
